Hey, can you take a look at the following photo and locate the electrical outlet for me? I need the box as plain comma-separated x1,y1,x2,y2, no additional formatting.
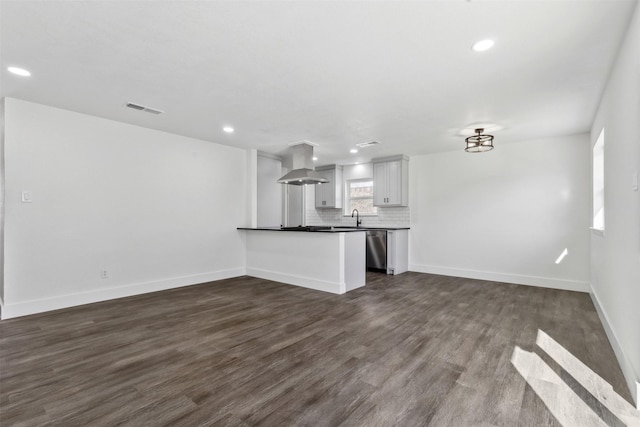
21,190,33,203
100,269,109,279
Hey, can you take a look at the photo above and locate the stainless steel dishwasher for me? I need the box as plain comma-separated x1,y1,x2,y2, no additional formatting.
366,230,387,271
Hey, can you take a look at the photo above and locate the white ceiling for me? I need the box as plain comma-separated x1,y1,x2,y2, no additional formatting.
1,0,636,165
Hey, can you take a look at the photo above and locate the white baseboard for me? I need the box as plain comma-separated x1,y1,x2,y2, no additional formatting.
408,264,590,293
0,268,246,320
590,286,640,409
246,267,344,294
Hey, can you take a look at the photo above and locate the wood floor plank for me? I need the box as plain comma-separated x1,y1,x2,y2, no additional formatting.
0,272,635,426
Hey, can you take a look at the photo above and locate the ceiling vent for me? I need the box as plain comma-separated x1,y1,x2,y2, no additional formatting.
356,141,381,148
125,102,163,115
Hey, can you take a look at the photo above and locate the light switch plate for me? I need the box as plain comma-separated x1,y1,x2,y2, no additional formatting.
21,190,33,203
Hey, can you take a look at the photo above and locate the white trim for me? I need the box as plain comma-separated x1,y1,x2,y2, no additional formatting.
590,227,605,237
246,267,345,295
257,151,282,161
0,268,246,320
590,286,640,409
408,264,589,293
372,154,409,163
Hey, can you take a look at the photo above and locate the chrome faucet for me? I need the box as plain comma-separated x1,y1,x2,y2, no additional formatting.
351,209,362,228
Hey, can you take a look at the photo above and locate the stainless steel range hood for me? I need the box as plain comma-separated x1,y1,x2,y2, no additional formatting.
277,143,328,185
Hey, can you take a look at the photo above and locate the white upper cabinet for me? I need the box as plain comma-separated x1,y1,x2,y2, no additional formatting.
372,155,409,207
315,165,343,208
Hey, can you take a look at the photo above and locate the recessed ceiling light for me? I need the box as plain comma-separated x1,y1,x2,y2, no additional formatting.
223,126,234,133
472,39,494,52
312,157,318,161
7,66,31,77
350,149,358,154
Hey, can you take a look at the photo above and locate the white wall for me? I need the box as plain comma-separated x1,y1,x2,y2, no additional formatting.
246,149,258,229
0,99,5,304
2,98,249,318
306,163,410,228
409,134,590,292
589,2,640,407
257,153,282,227
285,185,304,227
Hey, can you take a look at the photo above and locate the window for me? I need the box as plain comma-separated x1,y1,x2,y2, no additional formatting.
593,128,605,230
345,179,377,215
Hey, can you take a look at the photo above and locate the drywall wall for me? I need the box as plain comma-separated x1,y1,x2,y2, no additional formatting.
246,149,258,229
0,99,5,304
409,134,590,292
2,98,248,318
257,153,282,227
589,2,640,407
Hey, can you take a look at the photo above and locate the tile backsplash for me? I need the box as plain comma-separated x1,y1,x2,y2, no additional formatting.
306,206,410,228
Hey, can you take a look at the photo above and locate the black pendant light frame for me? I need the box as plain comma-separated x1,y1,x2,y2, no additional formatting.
465,128,494,153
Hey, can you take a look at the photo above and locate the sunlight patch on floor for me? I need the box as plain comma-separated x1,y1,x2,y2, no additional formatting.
511,329,640,427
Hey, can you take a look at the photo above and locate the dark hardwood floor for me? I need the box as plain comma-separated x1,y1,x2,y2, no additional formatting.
0,272,634,426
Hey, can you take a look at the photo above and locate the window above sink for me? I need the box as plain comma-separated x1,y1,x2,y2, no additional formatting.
345,179,377,216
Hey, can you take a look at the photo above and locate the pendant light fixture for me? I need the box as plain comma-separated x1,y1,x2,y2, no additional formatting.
465,128,494,153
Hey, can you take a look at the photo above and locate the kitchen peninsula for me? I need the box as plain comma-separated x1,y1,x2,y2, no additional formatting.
237,227,366,294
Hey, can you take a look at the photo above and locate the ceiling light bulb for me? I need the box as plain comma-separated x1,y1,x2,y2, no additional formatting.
223,126,234,133
350,149,358,154
312,157,318,161
7,66,31,77
472,39,494,52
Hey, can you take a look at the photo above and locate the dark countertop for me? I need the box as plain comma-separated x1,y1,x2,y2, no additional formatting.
237,226,410,233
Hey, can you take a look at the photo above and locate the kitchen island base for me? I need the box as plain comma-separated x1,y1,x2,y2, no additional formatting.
243,229,366,294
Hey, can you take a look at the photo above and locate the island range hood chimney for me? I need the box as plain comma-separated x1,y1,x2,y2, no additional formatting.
277,143,328,185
